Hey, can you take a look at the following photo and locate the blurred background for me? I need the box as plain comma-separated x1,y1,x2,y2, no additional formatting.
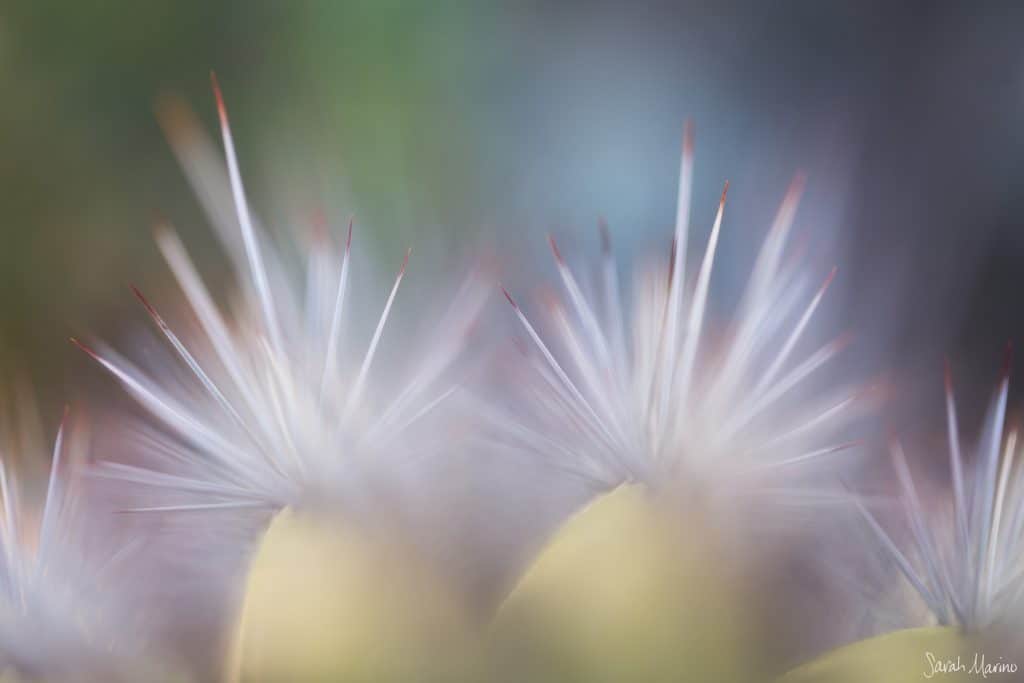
4,0,1024,424
2,0,1024,419
5,1,1024,677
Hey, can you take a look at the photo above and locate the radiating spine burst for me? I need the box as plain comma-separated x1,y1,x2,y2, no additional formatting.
0,408,158,681
493,123,860,494
74,75,487,515
857,355,1024,630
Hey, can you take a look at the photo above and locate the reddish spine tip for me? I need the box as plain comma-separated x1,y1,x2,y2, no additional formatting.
399,248,411,274
787,172,807,202
540,288,560,312
500,285,519,310
151,218,173,241
129,284,159,319
209,71,228,122
547,234,564,264
719,180,730,206
943,357,953,392
149,208,169,228
309,208,328,243
598,217,611,254
149,210,173,241
154,93,193,140
69,337,99,360
821,265,838,291
131,286,172,333
833,331,855,351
